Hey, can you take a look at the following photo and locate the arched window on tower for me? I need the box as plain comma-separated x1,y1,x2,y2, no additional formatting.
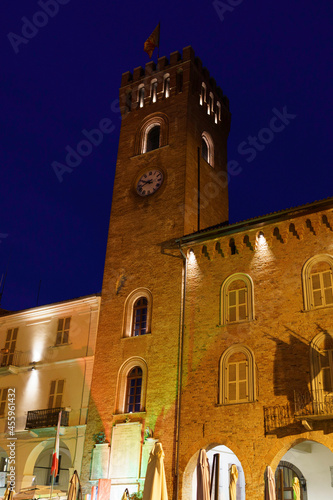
163,74,170,98
201,131,214,167
302,254,333,310
151,79,158,103
146,125,160,152
138,85,145,108
126,366,143,413
132,297,148,336
221,273,254,325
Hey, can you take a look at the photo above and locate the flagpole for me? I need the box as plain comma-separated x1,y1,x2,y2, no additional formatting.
157,21,160,59
50,472,54,500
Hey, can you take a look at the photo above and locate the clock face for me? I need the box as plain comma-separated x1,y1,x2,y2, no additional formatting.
136,170,164,197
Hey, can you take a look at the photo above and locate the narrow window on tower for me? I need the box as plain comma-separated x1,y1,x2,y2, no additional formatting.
132,297,148,336
138,85,145,108
208,92,214,115
146,125,160,152
216,101,221,122
200,82,206,105
151,79,158,103
126,367,143,412
163,75,170,98
176,69,183,93
125,91,132,112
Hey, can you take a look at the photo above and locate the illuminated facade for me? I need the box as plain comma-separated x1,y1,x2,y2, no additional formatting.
81,47,333,499
0,294,100,494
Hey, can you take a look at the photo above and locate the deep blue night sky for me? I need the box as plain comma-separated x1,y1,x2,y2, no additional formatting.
1,1,332,311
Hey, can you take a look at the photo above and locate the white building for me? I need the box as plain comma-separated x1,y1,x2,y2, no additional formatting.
0,294,100,494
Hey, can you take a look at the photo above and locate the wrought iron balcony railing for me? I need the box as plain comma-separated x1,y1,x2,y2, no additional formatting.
294,389,333,419
263,404,293,434
0,350,30,368
25,407,69,429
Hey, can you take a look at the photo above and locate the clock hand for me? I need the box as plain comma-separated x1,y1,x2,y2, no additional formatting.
140,179,153,186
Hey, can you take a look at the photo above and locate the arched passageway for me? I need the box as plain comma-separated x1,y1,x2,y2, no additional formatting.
275,440,333,500
190,445,246,500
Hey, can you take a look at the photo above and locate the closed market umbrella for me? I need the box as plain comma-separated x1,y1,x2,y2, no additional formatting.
142,442,168,500
3,483,14,500
292,477,300,500
229,464,238,500
196,449,210,500
67,471,82,500
120,489,129,500
265,466,276,500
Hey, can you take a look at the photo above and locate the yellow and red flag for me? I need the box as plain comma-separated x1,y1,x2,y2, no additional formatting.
144,24,160,58
51,411,62,477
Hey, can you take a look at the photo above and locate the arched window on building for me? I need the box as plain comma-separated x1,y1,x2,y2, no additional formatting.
123,288,152,337
132,297,148,336
200,82,206,106
126,366,143,413
302,254,333,310
151,79,158,103
138,85,145,108
221,273,254,325
220,345,256,404
116,357,148,414
163,74,170,98
125,91,132,112
146,125,160,152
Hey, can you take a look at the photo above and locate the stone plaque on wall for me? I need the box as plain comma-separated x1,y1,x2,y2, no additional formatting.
109,422,142,480
91,443,110,480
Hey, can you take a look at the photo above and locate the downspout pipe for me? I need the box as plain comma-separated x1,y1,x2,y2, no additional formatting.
175,242,187,500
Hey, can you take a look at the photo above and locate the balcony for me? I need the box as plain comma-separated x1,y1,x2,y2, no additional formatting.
25,408,69,430
0,350,31,373
294,389,333,421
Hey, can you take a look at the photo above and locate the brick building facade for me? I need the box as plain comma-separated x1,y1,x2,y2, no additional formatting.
81,47,333,499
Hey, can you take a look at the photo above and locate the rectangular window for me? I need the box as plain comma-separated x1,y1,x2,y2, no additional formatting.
0,388,8,417
2,328,18,366
56,318,70,345
48,380,64,409
227,361,248,402
311,270,333,307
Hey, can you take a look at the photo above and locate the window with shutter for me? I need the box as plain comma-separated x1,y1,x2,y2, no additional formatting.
48,380,64,409
2,328,18,366
221,274,254,325
226,353,248,403
56,318,70,345
303,255,333,310
220,345,255,405
0,388,8,417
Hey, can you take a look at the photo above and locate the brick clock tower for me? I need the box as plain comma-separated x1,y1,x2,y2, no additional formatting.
81,46,231,499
